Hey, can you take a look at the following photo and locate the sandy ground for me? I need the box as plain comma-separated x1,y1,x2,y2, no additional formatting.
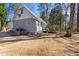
0,33,79,56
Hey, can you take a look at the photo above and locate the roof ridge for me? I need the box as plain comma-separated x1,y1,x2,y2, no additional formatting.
22,4,47,25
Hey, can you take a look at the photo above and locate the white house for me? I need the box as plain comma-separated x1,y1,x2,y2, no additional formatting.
12,5,47,35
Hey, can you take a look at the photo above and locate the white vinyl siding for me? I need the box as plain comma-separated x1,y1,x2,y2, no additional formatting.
36,21,42,34
15,8,34,20
12,6,46,34
13,18,36,34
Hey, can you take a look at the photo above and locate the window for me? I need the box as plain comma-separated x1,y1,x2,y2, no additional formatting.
21,9,23,14
18,14,21,17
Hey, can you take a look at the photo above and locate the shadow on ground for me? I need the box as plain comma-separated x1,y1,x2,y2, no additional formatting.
0,32,17,37
0,33,62,44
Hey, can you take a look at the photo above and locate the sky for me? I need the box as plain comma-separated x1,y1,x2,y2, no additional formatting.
5,3,70,22
6,3,70,15
6,3,40,20
6,3,39,15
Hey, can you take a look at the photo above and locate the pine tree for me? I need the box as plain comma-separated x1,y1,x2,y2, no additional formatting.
0,3,7,31
49,3,64,32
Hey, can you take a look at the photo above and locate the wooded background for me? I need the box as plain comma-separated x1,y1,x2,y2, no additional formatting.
0,3,79,37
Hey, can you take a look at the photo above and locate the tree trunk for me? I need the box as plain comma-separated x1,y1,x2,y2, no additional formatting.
65,11,67,31
65,3,75,37
77,3,79,32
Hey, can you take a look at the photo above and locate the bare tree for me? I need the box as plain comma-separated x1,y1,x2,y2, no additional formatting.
65,3,75,37
62,3,70,31
77,3,79,32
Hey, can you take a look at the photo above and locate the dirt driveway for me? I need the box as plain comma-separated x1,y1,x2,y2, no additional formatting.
0,33,79,56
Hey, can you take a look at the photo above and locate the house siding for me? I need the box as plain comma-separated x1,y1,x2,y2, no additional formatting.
13,18,36,34
12,6,46,35
15,7,34,20
35,20,42,34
